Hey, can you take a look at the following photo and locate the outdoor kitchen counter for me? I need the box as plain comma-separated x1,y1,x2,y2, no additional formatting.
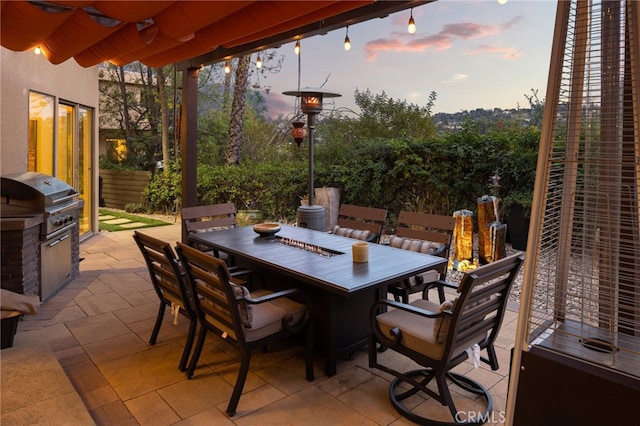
0,212,43,231
0,208,43,296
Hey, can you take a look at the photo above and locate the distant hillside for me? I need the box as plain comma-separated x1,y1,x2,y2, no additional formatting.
434,107,535,133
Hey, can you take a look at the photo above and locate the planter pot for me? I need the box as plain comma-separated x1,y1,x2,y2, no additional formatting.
236,209,263,226
507,203,530,251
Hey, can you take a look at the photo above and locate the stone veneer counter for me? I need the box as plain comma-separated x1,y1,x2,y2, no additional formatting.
1,213,43,296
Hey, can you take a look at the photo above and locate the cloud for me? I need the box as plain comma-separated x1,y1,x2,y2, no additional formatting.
442,73,469,84
465,44,522,59
364,15,523,60
364,37,425,59
405,91,423,101
264,93,294,119
440,22,500,39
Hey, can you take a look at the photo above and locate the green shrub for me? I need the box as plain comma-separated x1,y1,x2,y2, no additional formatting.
124,202,147,213
143,126,539,228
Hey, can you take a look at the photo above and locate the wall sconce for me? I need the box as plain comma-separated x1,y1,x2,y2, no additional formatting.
224,60,231,74
256,54,262,69
344,27,351,51
408,9,416,34
294,40,301,55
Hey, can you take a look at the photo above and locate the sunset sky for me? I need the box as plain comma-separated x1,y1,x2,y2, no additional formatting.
257,0,558,117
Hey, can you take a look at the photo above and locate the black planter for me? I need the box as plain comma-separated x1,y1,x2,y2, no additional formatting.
507,203,530,251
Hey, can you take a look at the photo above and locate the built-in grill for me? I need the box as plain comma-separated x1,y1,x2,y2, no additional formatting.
1,172,84,300
1,172,82,237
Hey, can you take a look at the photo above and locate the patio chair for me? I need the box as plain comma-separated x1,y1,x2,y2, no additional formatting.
182,203,255,284
369,253,524,425
133,231,197,372
331,204,388,243
175,241,315,417
386,211,455,304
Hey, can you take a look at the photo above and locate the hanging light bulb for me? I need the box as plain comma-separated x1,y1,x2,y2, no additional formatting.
344,27,351,51
224,60,231,74
408,9,416,34
294,40,300,55
34,46,42,55
256,54,262,69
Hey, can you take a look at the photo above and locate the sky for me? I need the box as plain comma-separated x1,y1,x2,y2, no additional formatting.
255,0,558,118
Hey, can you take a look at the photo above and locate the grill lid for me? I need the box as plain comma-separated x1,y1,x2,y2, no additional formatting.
1,172,78,209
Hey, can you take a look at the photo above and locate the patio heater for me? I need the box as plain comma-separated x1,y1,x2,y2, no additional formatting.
283,88,341,231
507,1,640,424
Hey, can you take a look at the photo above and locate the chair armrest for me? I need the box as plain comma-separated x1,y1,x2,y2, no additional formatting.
244,288,301,304
431,243,448,258
372,299,445,319
428,279,459,290
367,233,381,243
228,265,251,276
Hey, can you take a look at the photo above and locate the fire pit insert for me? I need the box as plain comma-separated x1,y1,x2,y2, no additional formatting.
272,236,344,258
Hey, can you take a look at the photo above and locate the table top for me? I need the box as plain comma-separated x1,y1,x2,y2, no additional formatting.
190,224,447,296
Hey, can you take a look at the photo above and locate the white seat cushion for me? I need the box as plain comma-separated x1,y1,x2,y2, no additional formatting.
375,299,446,360
244,289,306,342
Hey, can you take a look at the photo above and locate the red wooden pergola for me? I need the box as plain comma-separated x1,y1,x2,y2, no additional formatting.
1,0,432,232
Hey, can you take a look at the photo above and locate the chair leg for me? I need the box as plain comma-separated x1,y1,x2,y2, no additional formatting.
179,318,198,372
186,326,207,379
226,351,251,416
485,344,499,370
149,302,166,345
437,285,446,304
436,373,458,420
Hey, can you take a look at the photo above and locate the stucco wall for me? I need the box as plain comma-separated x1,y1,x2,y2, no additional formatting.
0,47,99,175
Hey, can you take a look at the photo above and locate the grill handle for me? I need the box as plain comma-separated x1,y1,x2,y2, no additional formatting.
47,234,70,247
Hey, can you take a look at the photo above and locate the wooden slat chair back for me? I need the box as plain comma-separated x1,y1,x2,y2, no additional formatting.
369,253,524,425
175,241,315,417
333,204,388,243
181,203,255,284
182,202,238,234
387,211,456,304
133,231,197,372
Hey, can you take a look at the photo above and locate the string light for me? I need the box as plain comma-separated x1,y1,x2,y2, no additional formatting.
408,9,416,34
256,54,262,69
344,26,351,51
224,60,231,74
294,40,300,55
34,46,42,55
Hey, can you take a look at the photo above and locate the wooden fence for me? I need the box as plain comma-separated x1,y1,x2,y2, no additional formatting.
99,169,150,210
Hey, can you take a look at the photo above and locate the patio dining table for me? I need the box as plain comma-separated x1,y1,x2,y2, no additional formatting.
189,224,447,376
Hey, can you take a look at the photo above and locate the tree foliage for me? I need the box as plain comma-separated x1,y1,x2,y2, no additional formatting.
352,88,437,139
99,63,178,170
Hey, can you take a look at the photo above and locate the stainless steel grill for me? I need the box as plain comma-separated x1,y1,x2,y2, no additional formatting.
1,172,84,300
1,171,83,237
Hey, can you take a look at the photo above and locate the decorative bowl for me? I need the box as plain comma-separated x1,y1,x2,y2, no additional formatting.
253,222,281,237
